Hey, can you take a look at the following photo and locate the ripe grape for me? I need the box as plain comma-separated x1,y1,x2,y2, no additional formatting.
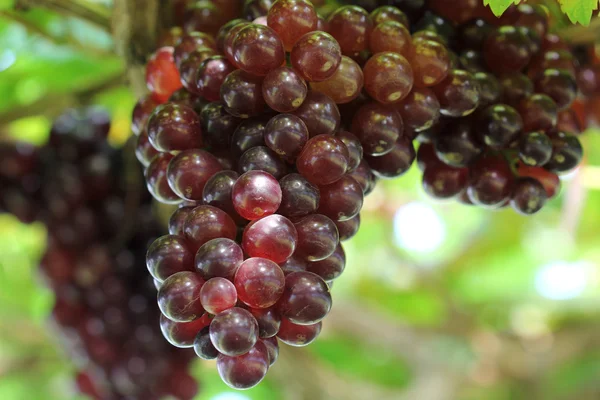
220,70,266,117
195,238,244,280
202,170,242,223
294,214,339,262
327,6,373,55
510,177,547,215
233,24,285,76
135,131,159,168
160,314,210,348
132,95,159,135
422,163,468,198
534,68,577,111
310,56,364,104
234,257,286,308
277,318,321,346
292,91,341,136
396,87,440,133
351,101,404,156
169,206,195,236
231,118,267,157
201,102,242,151
434,120,481,167
307,244,345,281
366,137,416,178
146,47,182,103
410,37,450,87
262,67,308,113
267,0,318,51
484,26,532,73
183,205,237,250
157,271,205,322
317,175,364,221
545,131,583,173
211,308,260,360
232,170,282,220
363,52,414,104
216,341,269,389
147,103,202,152
166,149,223,201
277,173,320,218
249,307,281,338
518,94,558,132
242,215,298,263
499,72,534,106
194,326,219,360
238,146,288,179
145,153,181,204
277,271,331,325
174,32,217,67
200,277,238,314
467,154,514,208
335,214,360,241
369,21,412,56
475,104,523,148
432,69,479,117
195,56,236,101
264,114,309,161
335,130,363,171
296,134,350,185
518,131,553,166
291,31,342,82
146,235,194,282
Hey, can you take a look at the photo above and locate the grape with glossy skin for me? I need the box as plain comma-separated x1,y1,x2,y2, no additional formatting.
545,132,583,173
317,175,364,221
147,235,194,282
510,177,547,215
363,52,414,104
366,137,415,179
291,31,342,82
194,325,219,360
242,215,298,263
147,103,202,152
145,153,181,204
351,102,403,157
484,26,532,73
369,21,411,56
432,69,479,117
231,118,267,157
396,87,440,133
135,131,159,168
210,307,259,356
307,244,345,281
195,238,243,281
264,114,309,161
370,6,409,27
174,32,217,67
292,91,341,137
169,206,195,236
534,68,577,111
518,131,552,166
200,102,241,151
238,146,288,179
347,159,376,195
475,104,523,148
327,6,373,55
200,277,238,314
202,170,242,223
195,56,236,101
262,67,308,113
249,307,281,338
183,205,237,251
179,48,218,94
232,170,282,220
184,1,229,35
267,0,318,51
296,135,349,185
458,18,491,49
423,163,468,199
278,173,320,218
310,56,364,104
217,19,248,51
335,130,362,172
335,214,360,241
234,257,286,308
221,70,266,118
161,314,210,348
132,95,160,135
262,337,279,365
467,155,514,208
517,164,560,198
473,72,502,108
434,120,482,168
499,72,534,106
146,47,182,103
518,94,558,132
294,214,339,262
233,24,285,76
157,271,205,322
277,318,322,346
410,37,450,87
166,149,223,201
223,21,251,65
244,0,274,20
277,271,331,325
279,255,308,275
217,341,269,389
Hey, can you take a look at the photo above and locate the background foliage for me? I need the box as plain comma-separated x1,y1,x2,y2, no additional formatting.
0,1,599,399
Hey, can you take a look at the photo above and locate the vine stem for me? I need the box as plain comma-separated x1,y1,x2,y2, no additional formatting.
560,17,600,45
15,0,111,32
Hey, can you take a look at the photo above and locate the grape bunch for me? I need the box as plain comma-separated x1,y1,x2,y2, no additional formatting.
0,109,198,400
131,0,593,390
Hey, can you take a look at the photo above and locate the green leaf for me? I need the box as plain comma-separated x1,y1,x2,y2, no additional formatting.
559,0,600,25
483,0,520,16
0,0,14,10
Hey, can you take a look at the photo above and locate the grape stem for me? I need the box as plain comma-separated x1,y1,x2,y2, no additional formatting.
15,0,111,32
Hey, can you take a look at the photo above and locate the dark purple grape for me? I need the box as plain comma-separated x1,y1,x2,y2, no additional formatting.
518,94,558,132
261,337,279,365
335,130,363,172
210,307,259,356
230,117,267,158
216,341,269,389
238,146,288,179
510,177,547,215
221,70,266,117
292,91,341,137
277,318,321,346
347,159,376,194
233,24,285,76
277,173,320,218
169,206,195,236
201,102,242,151
147,103,202,152
279,255,308,275
147,235,194,282
458,18,491,49
244,0,273,20
499,72,534,106
202,170,242,222
366,137,415,179
174,32,217,66
307,244,345,281
484,26,532,73
179,48,219,94
262,66,308,113
422,163,468,199
145,153,181,204
534,68,577,111
294,214,339,262
291,31,342,82
432,69,479,117
396,87,440,133
183,205,238,251
249,307,281,338
335,214,360,241
518,131,553,166
234,257,286,308
434,119,482,168
194,326,219,359
195,238,244,281
317,175,363,221
351,101,404,157
277,271,331,325
242,215,298,264
467,154,514,208
327,5,373,56
264,114,309,161
131,95,159,135
475,104,523,148
157,271,205,322
473,72,502,108
161,314,210,349
167,149,223,201
545,131,583,173
135,131,159,168
195,55,236,101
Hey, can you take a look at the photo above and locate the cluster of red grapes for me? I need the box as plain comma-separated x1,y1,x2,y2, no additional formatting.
0,109,198,400
131,0,593,390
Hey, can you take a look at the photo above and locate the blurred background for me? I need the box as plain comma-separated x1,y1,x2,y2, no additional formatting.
0,1,599,400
